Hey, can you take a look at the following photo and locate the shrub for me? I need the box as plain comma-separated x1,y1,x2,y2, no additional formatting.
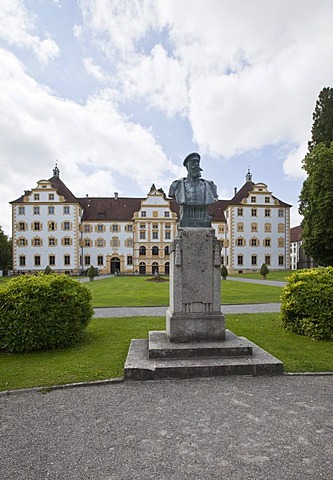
0,274,93,353
44,265,52,274
260,263,269,279
87,265,97,281
281,267,333,340
221,265,228,279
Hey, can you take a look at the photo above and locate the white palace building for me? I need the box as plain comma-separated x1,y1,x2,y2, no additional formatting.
10,166,291,275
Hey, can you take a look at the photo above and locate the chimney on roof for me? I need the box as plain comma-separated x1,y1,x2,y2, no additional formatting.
24,190,30,195
114,192,118,199
234,187,237,196
86,194,89,197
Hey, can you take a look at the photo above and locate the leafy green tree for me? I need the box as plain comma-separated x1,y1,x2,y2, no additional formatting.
0,226,12,272
260,263,269,279
221,265,228,279
308,87,333,152
87,265,97,281
44,265,52,274
299,143,333,265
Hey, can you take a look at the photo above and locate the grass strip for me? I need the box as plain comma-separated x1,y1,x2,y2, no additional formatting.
1,314,332,392
86,276,282,307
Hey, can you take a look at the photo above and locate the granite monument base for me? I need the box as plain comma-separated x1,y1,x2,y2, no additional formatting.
124,330,284,380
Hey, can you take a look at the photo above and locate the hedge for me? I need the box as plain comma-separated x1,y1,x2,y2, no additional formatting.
281,267,333,340
0,274,93,353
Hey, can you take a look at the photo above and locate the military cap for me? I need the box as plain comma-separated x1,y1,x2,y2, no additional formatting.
183,152,202,168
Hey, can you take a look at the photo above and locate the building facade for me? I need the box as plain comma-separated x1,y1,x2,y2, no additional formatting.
11,167,291,275
290,225,317,270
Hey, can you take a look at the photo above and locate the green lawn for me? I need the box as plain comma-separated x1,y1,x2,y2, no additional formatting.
86,276,282,306
230,270,293,281
1,314,332,392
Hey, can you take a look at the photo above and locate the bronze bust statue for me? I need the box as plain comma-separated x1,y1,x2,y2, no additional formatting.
169,152,218,227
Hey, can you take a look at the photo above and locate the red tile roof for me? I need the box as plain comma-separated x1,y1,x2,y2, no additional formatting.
290,225,302,243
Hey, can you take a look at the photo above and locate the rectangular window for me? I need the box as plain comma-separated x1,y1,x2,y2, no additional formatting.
48,206,55,215
64,237,71,246
264,209,271,217
278,209,284,217
34,222,41,231
237,255,243,265
97,239,104,247
18,206,25,215
19,256,26,266
64,255,71,266
141,211,146,217
34,255,41,266
49,237,55,246
152,232,158,239
49,194,54,200
64,221,70,231
278,238,285,247
127,255,133,265
84,225,91,233
84,255,91,266
251,223,257,232
265,197,270,204
49,255,55,266
165,231,171,240
63,206,70,214
139,223,146,229
278,223,285,233
112,224,118,232
126,224,133,231
112,238,119,247
33,238,41,246
265,255,271,266
251,209,257,217
49,221,56,231
85,239,91,247
237,208,243,216
153,224,158,229
18,238,26,247
278,255,284,266
251,238,257,247
97,224,104,232
164,211,170,217
265,238,271,247
251,196,256,203
251,255,257,266
97,255,104,266
33,206,40,215
265,224,272,233
140,231,146,239
19,222,26,231
237,223,244,232
34,193,40,200
237,238,244,247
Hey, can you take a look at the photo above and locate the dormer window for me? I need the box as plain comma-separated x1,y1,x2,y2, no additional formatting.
34,194,40,201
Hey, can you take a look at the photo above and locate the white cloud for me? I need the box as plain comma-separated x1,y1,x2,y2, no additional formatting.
83,57,108,82
78,0,333,179
73,24,83,39
0,0,60,65
0,48,180,235
119,45,188,116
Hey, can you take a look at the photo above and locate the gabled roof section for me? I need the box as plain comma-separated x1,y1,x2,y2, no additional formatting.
290,225,302,243
229,181,255,205
78,197,143,221
48,175,78,203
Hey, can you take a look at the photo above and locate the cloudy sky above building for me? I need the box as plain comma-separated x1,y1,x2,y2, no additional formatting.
1,0,333,235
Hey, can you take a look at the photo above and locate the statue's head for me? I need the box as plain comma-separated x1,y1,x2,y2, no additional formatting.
183,152,202,180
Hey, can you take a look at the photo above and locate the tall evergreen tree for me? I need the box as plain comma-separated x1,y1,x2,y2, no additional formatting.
308,87,333,152
300,87,333,266
0,226,12,272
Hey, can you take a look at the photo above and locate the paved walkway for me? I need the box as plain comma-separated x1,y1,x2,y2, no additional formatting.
94,303,281,317
1,375,332,480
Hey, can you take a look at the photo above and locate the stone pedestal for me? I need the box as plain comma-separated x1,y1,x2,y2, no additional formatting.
124,228,284,380
167,228,225,342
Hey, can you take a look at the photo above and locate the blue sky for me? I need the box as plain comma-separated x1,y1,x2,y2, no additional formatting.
1,0,333,235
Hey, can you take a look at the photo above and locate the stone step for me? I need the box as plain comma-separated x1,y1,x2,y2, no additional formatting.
124,334,284,381
148,330,253,359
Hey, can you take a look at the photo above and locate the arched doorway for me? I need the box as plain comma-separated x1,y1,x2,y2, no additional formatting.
164,262,170,275
152,262,159,275
111,257,120,274
139,262,146,275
